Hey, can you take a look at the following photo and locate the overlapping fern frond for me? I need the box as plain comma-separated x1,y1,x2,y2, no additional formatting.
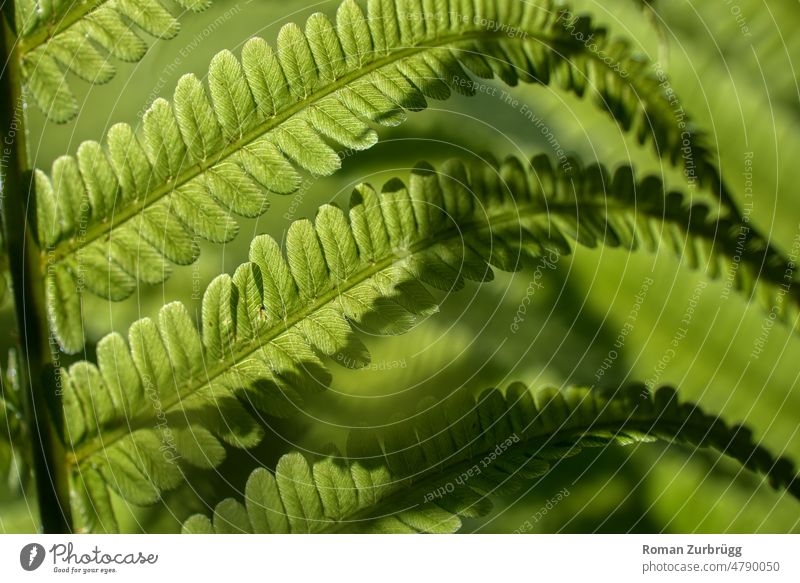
61,152,797,532
180,383,799,534
36,0,743,353
14,0,212,122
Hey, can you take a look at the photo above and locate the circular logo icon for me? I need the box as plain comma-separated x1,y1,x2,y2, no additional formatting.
20,543,46,571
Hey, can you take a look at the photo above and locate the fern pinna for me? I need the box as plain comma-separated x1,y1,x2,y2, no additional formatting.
0,0,796,534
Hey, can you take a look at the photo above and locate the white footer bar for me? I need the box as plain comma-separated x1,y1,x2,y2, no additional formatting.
1,534,797,582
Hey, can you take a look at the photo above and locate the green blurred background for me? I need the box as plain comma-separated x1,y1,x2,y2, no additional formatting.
1,0,799,533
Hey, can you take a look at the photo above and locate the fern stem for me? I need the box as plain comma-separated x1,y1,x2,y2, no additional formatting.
0,10,72,533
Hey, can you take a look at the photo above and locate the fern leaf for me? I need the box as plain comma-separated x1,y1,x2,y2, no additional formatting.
15,0,211,123
37,0,739,352
181,383,799,533
62,152,796,528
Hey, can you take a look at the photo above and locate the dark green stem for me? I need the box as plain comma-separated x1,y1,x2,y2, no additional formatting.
0,8,72,533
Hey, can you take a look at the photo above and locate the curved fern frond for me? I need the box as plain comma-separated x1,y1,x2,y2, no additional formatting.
14,0,212,122
38,0,736,353
180,383,799,533
61,152,797,531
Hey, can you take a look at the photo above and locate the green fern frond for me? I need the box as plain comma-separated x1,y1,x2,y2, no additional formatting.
180,383,799,533
37,0,735,353
14,0,212,122
61,152,796,532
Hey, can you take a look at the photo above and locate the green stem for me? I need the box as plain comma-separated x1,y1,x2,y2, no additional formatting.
0,9,72,533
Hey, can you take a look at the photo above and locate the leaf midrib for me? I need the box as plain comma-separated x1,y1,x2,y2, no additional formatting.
46,26,572,267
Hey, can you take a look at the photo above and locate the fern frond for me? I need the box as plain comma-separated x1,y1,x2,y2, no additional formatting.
62,152,796,531
14,0,212,122
37,0,737,352
180,383,799,533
